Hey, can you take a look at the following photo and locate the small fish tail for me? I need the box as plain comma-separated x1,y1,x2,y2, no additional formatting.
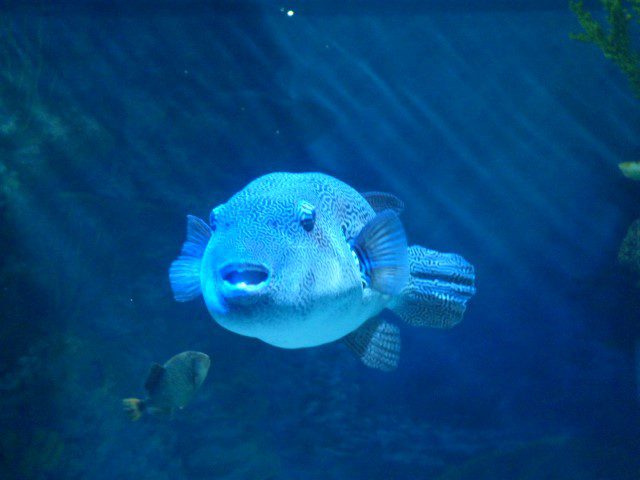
122,398,145,421
390,245,475,328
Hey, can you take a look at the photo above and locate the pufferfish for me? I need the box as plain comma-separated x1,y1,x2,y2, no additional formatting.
170,172,475,371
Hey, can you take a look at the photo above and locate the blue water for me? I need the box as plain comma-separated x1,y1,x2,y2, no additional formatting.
1,2,639,479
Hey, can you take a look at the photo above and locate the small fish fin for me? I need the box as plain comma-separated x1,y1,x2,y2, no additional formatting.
351,210,409,295
343,317,400,371
122,398,145,421
169,215,211,302
144,363,165,394
361,191,404,215
390,246,475,328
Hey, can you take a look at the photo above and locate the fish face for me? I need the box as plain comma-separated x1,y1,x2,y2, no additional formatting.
199,173,367,348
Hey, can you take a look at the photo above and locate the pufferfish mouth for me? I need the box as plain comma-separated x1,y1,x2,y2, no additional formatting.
219,263,270,297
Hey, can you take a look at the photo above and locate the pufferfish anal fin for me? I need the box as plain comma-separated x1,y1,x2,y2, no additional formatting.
144,363,165,394
361,191,404,215
351,210,409,296
390,246,476,328
343,317,400,371
169,215,211,302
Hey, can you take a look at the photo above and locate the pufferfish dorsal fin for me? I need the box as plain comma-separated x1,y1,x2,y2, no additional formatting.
343,317,401,371
169,215,211,302
361,191,404,215
144,363,165,394
351,210,409,296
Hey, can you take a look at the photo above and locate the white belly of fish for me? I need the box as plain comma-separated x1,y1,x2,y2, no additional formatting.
255,291,389,349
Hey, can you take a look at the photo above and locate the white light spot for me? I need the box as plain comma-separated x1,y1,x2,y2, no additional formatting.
238,282,248,289
287,10,294,16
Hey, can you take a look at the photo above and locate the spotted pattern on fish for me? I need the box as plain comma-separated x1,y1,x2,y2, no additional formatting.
170,172,476,364
196,173,384,348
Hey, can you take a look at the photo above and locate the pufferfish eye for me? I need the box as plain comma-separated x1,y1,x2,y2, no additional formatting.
297,200,316,232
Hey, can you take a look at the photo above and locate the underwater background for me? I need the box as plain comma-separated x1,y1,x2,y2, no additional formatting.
1,1,639,479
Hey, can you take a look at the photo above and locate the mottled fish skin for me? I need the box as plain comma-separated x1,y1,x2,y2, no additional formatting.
146,351,210,412
201,172,392,348
170,171,476,370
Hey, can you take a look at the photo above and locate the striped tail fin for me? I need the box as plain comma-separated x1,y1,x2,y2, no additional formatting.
390,245,475,328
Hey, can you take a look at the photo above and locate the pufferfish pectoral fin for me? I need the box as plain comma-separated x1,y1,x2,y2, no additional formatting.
361,191,405,215
343,317,401,371
169,215,211,302
351,210,409,296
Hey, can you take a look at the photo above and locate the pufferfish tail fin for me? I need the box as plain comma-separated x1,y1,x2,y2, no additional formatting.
122,398,145,421
169,215,211,301
389,246,475,328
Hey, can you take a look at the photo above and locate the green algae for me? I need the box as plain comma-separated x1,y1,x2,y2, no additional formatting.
571,2,640,284
571,0,640,99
